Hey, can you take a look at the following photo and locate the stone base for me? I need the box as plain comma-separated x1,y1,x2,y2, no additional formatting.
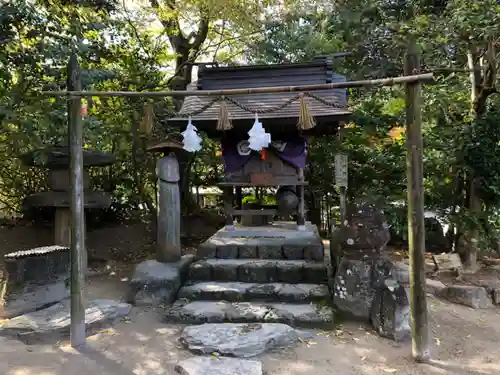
164,300,334,328
175,356,262,375
197,221,324,261
332,255,413,342
1,246,70,319
332,256,393,320
370,282,411,342
180,323,313,358
127,255,195,306
0,299,131,344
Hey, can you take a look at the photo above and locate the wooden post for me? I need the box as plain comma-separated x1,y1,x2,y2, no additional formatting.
335,153,348,225
67,53,86,347
235,187,242,223
296,185,306,228
224,186,234,229
405,38,430,362
339,186,347,224
156,154,181,262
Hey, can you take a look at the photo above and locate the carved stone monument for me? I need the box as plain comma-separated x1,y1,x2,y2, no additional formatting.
331,201,410,341
127,139,194,307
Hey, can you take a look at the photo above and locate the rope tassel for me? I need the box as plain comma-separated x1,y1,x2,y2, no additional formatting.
297,93,316,130
217,97,233,131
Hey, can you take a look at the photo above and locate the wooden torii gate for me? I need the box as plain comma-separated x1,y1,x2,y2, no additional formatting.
42,39,431,362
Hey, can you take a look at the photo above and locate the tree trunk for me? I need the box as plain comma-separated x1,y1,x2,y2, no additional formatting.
150,0,210,213
131,107,156,215
459,42,497,271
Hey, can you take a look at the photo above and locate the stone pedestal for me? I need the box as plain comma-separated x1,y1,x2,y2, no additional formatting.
156,155,181,263
1,246,70,319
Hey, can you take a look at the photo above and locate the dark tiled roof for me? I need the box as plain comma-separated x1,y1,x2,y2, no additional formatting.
169,58,351,125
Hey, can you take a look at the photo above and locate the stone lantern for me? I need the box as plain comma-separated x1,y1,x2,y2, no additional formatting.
20,146,115,266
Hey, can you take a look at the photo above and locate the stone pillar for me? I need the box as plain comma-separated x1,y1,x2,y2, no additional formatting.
54,208,72,247
157,154,181,262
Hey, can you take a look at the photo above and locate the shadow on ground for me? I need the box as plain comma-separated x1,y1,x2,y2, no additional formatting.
2,261,500,375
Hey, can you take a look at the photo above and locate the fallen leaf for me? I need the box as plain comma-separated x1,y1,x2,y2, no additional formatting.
98,328,114,334
382,368,397,373
361,356,367,361
352,337,360,342
435,337,441,346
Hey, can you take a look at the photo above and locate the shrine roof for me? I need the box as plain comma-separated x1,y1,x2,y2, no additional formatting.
167,57,351,137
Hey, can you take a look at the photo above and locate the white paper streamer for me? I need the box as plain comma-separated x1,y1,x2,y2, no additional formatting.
181,116,202,152
248,113,271,151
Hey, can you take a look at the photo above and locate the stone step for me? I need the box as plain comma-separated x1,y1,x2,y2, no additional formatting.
197,225,324,261
188,259,328,284
164,299,334,328
178,281,330,303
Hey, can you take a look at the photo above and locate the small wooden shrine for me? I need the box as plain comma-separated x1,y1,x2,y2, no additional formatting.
169,56,351,229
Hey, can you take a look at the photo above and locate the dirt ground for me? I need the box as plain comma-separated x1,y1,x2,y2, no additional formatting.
2,222,500,375
0,214,220,264
1,267,500,375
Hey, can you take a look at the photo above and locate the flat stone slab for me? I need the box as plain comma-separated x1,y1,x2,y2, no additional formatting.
442,285,492,309
475,280,500,305
21,147,115,168
426,279,447,296
197,221,323,261
175,356,262,375
189,259,328,284
1,279,69,319
180,323,312,358
178,282,330,303
0,299,131,343
164,300,334,328
23,191,112,209
127,255,194,306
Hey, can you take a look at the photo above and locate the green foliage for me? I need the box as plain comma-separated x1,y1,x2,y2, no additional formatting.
2,0,500,264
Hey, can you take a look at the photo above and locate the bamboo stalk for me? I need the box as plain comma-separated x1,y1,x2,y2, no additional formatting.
41,73,435,98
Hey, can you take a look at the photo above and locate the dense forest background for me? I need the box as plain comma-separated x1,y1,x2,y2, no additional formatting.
2,0,500,270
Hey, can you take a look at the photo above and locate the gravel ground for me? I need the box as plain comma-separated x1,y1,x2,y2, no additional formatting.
1,268,500,375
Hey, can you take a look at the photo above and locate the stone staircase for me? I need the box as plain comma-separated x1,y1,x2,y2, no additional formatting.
164,222,334,328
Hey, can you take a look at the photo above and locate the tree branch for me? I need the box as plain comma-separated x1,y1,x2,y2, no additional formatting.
189,11,210,52
150,0,188,48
